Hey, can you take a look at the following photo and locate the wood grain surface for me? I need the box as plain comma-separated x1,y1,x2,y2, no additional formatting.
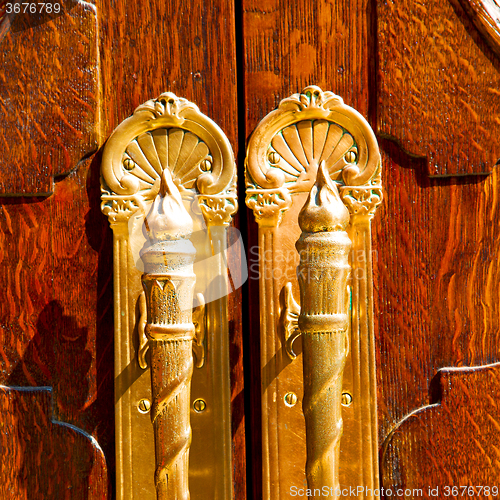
0,386,109,499
242,0,373,127
373,140,500,441
381,363,500,498
377,0,500,177
0,156,114,496
0,1,99,195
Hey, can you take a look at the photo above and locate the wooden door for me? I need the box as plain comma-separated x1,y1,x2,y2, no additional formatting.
1,0,499,498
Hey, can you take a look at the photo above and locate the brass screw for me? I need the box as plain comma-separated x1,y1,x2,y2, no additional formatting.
200,159,212,172
341,392,353,407
345,150,357,163
268,151,280,165
284,392,298,407
123,158,135,170
138,398,151,414
193,398,207,412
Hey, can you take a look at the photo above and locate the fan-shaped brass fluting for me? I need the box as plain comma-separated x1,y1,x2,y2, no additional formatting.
270,119,354,182
123,128,211,192
296,162,351,498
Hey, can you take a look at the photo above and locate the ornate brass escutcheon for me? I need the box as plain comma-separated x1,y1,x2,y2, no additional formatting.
245,86,382,499
101,93,237,499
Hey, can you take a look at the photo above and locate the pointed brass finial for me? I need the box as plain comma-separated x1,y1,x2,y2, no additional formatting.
298,161,350,233
145,169,193,242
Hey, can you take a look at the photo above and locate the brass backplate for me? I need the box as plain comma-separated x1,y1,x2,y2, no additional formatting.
101,93,237,499
245,86,382,499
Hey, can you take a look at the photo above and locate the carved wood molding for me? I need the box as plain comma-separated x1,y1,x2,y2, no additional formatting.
377,0,500,177
381,363,500,495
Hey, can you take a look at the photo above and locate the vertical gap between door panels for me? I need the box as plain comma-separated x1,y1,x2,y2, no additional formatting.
233,1,261,500
367,0,379,132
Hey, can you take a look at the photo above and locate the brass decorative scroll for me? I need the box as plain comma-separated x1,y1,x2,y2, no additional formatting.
245,86,382,499
101,93,236,500
296,162,351,495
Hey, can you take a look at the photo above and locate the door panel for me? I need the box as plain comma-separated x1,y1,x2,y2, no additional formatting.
373,0,500,488
96,9,246,496
241,3,375,497
0,159,114,498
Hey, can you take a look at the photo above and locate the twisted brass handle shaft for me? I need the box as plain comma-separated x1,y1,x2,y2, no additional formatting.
296,162,351,498
148,328,193,500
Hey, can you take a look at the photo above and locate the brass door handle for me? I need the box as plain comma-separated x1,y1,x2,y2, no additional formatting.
245,86,382,499
140,167,197,499
101,93,237,500
296,162,352,492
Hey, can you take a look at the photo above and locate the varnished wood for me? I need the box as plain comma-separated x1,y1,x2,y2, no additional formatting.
0,362,109,498
242,0,372,125
381,363,500,494
373,140,500,441
0,18,111,495
243,0,500,497
0,386,109,499
375,4,500,490
0,157,115,496
377,0,500,176
456,0,500,57
0,3,99,194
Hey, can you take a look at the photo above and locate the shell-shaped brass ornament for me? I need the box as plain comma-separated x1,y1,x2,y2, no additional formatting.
101,92,235,199
268,119,356,190
245,85,380,192
123,129,212,194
